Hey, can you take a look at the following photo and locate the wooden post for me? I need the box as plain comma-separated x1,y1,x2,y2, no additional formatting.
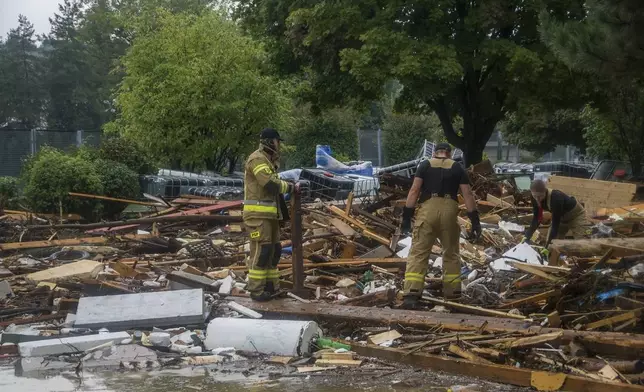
290,191,305,297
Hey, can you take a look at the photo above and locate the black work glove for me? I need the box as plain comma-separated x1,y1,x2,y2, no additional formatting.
401,207,415,235
467,210,481,240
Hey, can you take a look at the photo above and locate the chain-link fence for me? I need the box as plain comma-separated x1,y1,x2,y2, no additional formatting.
0,129,103,177
357,128,382,166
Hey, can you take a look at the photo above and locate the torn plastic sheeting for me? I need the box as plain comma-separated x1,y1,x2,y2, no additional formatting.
396,236,413,258
491,243,542,271
499,221,525,233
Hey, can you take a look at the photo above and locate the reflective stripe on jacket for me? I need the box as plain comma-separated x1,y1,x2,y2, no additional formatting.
243,147,292,220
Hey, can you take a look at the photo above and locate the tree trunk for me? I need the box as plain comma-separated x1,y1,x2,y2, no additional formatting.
432,98,499,166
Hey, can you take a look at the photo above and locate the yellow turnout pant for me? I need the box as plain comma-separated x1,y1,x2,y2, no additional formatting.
403,197,461,298
244,218,281,295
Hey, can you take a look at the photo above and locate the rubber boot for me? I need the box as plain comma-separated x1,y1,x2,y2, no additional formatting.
400,295,421,310
265,281,275,295
250,291,272,302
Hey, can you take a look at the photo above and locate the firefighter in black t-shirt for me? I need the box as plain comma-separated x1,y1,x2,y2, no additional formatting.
523,179,588,257
399,143,481,308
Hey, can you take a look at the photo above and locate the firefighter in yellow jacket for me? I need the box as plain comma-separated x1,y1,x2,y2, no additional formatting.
244,128,297,301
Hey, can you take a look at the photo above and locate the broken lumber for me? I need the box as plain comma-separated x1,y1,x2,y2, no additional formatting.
26,260,103,283
26,214,243,230
228,298,644,358
447,344,493,364
486,194,514,209
499,289,560,309
584,311,641,331
0,234,154,251
352,344,644,392
326,205,391,245
422,296,527,320
508,331,564,349
68,192,160,206
550,238,644,258
315,359,363,367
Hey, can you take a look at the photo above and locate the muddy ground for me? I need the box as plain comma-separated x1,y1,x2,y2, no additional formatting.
0,357,529,392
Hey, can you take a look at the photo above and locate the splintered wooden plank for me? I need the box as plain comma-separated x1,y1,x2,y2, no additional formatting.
26,260,103,283
326,205,390,245
584,311,640,331
499,290,561,309
508,331,564,349
329,218,357,237
550,238,644,258
368,330,402,345
486,194,514,209
0,234,154,251
352,344,644,392
506,261,564,282
447,344,493,364
422,296,527,320
315,359,363,367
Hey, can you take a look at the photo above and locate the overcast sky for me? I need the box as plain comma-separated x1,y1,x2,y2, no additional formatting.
1,0,61,38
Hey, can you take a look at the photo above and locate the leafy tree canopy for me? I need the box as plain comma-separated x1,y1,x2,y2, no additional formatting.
542,0,644,174
107,10,292,172
235,0,586,165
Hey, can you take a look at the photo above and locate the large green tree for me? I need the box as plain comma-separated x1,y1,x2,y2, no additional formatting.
0,15,45,128
235,0,586,165
107,10,292,172
43,0,105,130
542,0,644,175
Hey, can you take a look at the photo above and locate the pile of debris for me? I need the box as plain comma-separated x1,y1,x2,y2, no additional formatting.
2,160,644,391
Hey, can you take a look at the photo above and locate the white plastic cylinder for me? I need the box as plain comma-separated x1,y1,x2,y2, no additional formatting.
204,318,321,356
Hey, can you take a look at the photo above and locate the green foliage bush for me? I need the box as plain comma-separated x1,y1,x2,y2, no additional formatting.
382,113,444,165
97,136,157,175
22,148,104,220
21,146,143,220
0,176,19,210
93,159,141,219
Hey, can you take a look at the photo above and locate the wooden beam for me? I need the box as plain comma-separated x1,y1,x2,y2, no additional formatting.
422,296,527,320
351,344,644,392
0,234,154,251
584,311,641,331
344,192,354,215
232,297,533,333
550,238,644,258
26,214,243,230
447,344,493,364
326,205,391,245
506,261,566,282
228,258,407,270
499,289,560,309
508,331,564,349
68,192,160,206
230,297,644,359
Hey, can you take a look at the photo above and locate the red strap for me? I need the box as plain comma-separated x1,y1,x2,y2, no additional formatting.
537,206,543,223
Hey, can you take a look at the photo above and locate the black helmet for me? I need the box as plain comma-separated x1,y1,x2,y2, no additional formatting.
260,128,284,141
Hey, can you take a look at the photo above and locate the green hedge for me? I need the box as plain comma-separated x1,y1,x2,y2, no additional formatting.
21,146,142,220
0,176,19,210
23,148,104,220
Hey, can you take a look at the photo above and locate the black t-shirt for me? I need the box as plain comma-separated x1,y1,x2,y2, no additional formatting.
414,158,470,202
525,189,577,243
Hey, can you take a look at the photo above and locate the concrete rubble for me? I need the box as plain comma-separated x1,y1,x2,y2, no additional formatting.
1,159,644,391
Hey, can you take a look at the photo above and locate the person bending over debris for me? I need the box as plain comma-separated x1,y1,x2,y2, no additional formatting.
400,143,481,307
243,128,299,301
523,179,588,256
